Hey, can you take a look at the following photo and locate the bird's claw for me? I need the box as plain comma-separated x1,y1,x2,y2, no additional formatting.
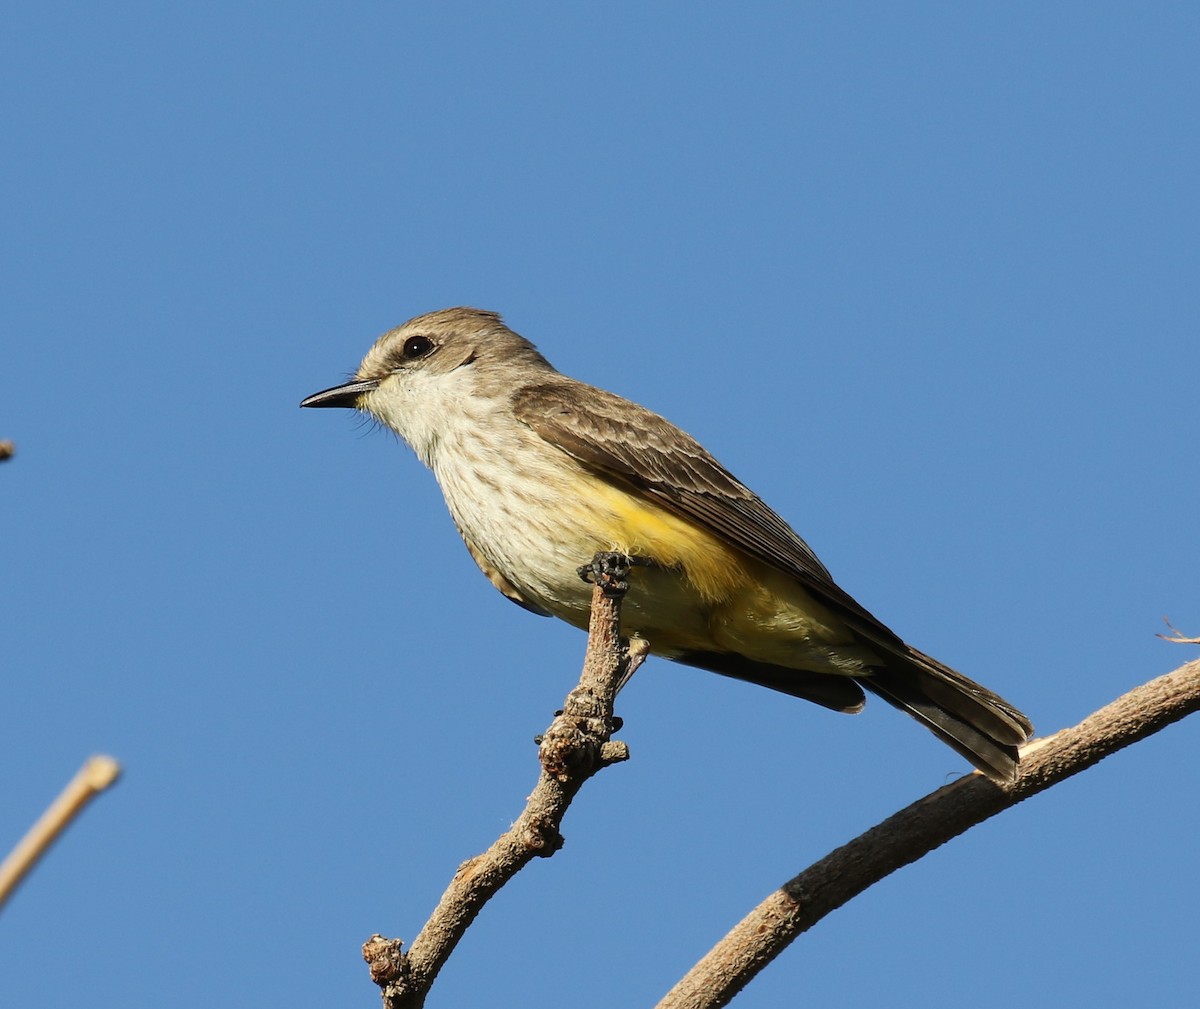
577,551,648,596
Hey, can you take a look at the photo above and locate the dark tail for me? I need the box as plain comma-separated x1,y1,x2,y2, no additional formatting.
856,647,1033,782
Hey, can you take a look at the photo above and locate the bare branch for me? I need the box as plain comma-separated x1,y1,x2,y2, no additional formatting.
655,659,1200,1009
359,556,1198,1008
0,755,122,910
364,553,647,1009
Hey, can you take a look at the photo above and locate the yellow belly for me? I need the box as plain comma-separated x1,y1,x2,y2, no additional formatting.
560,479,879,676
573,479,748,601
438,441,878,676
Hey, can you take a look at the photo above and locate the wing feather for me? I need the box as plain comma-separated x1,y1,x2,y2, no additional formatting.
511,380,905,651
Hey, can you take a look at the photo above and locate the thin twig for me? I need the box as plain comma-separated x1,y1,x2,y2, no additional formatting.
0,755,122,910
1157,617,1200,645
364,553,647,1009
655,659,1200,1009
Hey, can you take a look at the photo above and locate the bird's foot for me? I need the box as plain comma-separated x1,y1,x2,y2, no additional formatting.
577,551,650,596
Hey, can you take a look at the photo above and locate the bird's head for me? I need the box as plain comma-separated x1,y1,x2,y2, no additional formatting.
301,307,552,462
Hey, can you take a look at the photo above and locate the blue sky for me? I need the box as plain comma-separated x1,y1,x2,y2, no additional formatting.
3,3,1198,1006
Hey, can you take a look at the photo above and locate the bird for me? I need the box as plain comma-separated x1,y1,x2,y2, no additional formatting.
301,307,1032,780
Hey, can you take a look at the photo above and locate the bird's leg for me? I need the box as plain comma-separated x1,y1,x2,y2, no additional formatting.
577,551,652,596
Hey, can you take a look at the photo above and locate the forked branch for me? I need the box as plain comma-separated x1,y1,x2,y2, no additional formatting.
363,561,1199,1009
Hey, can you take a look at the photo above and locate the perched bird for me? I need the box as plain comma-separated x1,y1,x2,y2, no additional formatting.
302,308,1032,780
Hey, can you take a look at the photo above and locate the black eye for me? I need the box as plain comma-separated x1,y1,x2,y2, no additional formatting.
402,335,435,360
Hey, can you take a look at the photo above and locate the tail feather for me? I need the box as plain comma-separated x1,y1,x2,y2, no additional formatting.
671,644,1032,782
856,647,1033,782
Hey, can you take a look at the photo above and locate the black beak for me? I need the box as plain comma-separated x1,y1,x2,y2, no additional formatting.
300,378,380,409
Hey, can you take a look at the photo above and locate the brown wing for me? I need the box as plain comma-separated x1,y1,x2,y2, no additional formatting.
510,379,907,653
512,379,1034,779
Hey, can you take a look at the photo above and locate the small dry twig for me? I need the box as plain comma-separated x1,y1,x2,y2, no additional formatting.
0,755,122,910
1157,617,1200,645
364,553,647,1009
